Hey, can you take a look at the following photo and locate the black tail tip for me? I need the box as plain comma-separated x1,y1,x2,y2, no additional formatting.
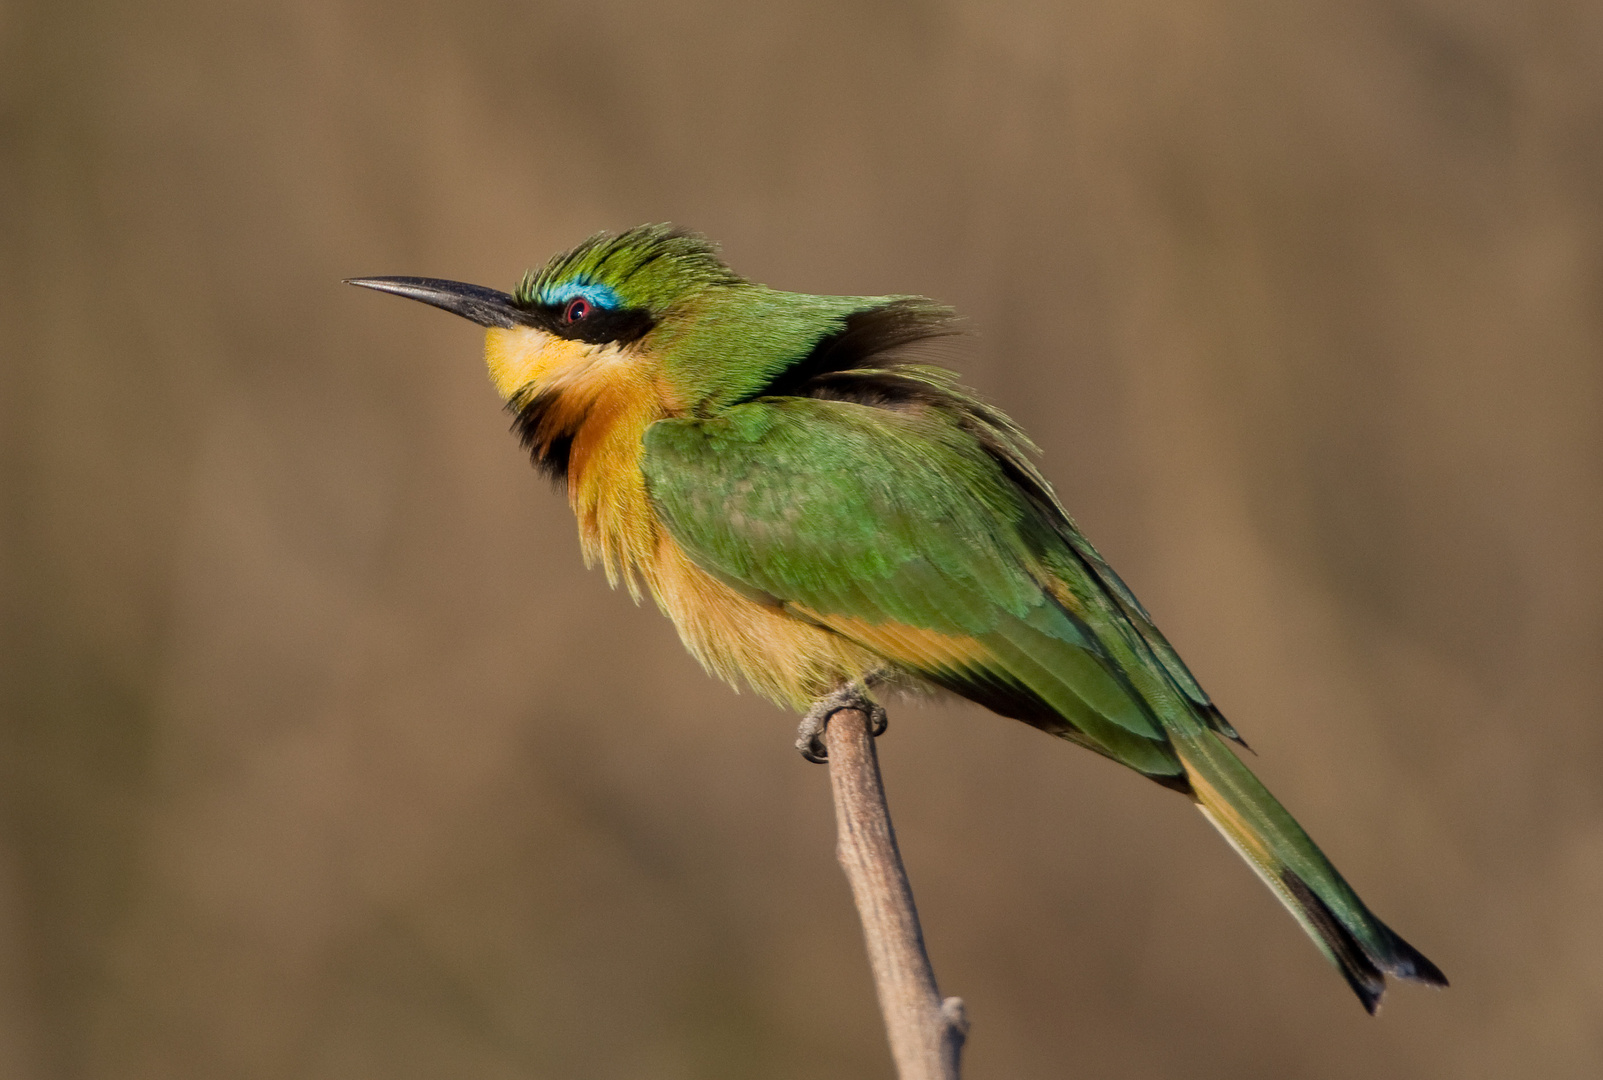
1359,929,1449,1014
1346,935,1447,1016
1383,929,1449,989
1280,870,1446,1013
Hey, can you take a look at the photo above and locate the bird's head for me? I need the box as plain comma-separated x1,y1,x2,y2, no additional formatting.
349,225,956,465
347,225,737,404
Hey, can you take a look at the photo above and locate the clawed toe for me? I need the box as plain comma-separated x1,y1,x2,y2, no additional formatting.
796,713,831,763
795,686,888,763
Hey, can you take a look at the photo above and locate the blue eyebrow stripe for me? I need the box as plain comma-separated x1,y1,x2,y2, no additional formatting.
539,280,622,309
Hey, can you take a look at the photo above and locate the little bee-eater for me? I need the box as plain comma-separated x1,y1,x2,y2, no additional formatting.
349,225,1445,1012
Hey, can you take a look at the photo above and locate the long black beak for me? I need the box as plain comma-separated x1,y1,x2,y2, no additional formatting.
344,276,534,329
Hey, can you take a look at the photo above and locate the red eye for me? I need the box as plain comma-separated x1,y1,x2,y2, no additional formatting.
563,297,590,323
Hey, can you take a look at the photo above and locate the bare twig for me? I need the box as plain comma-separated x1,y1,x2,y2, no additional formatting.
822,706,968,1079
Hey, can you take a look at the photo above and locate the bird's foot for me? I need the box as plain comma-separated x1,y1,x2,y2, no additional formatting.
796,685,888,764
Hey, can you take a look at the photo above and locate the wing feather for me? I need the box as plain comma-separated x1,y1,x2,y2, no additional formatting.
642,395,1198,782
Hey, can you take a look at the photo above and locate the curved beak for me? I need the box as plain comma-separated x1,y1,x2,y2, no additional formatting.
344,276,533,329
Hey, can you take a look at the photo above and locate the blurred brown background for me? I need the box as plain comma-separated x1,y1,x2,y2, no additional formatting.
2,1,1599,1077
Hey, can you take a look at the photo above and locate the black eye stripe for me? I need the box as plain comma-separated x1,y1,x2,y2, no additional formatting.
517,303,656,345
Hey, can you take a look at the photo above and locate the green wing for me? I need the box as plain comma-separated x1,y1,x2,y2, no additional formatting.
642,395,1198,783
997,428,1247,745
642,393,1449,1008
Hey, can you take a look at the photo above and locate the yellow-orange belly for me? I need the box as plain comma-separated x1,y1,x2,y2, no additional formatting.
648,535,886,709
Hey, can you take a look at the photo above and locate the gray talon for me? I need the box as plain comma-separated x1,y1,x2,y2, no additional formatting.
795,686,888,763
866,702,889,737
796,717,830,764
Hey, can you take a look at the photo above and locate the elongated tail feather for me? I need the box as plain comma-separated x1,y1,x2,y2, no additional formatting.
1173,722,1447,1012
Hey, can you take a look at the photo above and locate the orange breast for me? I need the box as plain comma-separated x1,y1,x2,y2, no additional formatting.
562,372,883,710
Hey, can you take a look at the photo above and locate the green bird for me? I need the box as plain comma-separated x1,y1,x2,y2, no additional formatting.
348,224,1446,1012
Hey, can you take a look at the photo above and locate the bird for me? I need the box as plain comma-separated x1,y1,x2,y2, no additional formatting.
347,223,1446,1013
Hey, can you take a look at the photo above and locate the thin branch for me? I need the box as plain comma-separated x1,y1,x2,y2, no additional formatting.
822,706,968,1080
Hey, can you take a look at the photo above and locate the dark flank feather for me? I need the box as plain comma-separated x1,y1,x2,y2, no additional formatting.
758,297,963,400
